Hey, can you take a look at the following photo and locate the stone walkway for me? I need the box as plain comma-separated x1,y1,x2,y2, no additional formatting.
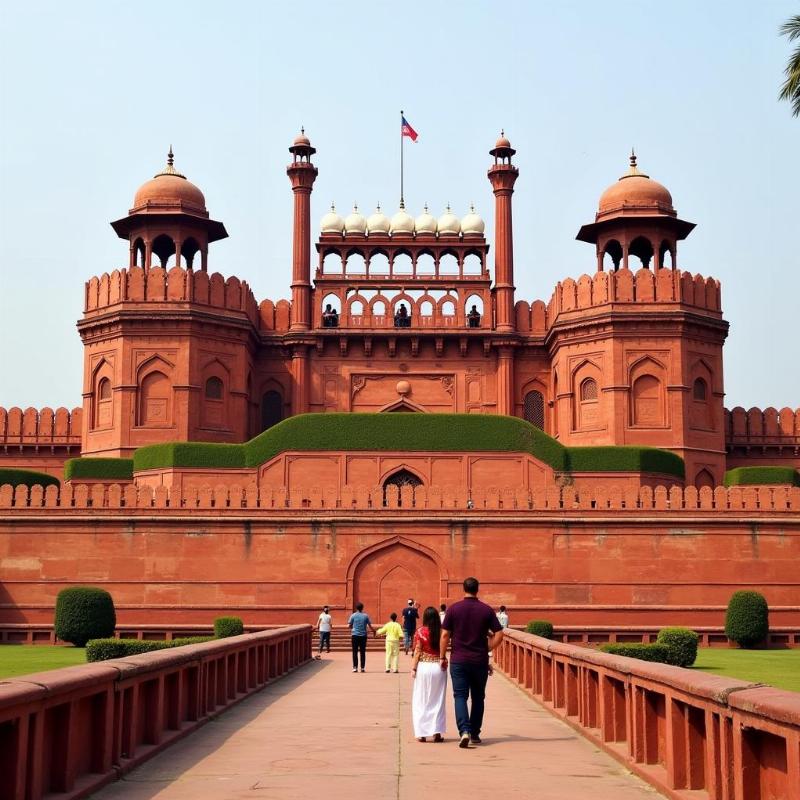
91,652,660,800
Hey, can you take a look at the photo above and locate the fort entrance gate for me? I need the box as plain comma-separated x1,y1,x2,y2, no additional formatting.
349,538,443,619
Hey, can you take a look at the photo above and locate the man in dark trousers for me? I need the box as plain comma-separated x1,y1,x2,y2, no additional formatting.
440,577,504,748
401,598,419,655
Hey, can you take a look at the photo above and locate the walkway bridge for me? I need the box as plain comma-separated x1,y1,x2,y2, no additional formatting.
1,627,798,800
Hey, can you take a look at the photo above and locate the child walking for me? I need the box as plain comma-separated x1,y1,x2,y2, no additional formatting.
377,612,404,673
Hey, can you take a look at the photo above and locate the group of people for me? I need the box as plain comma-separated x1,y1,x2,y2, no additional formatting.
315,578,510,748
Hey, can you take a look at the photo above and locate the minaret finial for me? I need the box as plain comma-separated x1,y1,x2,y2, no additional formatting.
301,126,305,135
500,129,504,137
168,145,174,167
630,147,637,167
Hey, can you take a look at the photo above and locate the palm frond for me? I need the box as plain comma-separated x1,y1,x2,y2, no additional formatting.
779,14,800,40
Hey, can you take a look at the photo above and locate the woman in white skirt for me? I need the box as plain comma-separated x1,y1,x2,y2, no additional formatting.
411,606,448,742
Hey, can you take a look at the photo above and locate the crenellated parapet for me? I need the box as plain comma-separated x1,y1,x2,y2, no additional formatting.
545,267,721,322
725,406,800,444
0,406,82,444
84,266,260,327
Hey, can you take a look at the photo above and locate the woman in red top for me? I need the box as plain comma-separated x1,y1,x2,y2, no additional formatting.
411,606,448,742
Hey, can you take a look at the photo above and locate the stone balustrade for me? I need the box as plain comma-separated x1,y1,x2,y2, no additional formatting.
495,628,800,799
1,481,798,513
0,625,311,800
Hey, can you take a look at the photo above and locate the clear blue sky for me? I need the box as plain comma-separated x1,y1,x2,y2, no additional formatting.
0,0,797,411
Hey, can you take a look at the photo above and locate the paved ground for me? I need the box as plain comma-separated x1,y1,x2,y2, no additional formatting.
91,652,660,800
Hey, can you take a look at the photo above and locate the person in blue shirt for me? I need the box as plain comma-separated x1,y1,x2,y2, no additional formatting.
348,602,376,672
402,599,420,655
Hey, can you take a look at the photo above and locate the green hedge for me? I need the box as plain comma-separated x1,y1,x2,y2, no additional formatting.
86,636,213,662
566,446,685,479
64,458,134,482
525,620,554,639
131,413,684,478
54,587,116,647
214,616,244,638
725,591,769,648
723,466,800,487
600,643,672,663
656,627,699,667
0,468,60,488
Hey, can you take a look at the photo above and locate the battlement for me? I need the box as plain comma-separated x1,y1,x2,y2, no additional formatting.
543,267,721,323
1,480,798,513
0,406,82,445
725,406,800,444
84,266,260,326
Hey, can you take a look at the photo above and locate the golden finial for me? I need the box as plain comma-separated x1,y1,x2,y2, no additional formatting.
500,129,504,137
470,202,475,213
154,145,184,179
330,202,335,212
301,126,305,135
424,203,428,213
630,147,637,168
376,202,381,212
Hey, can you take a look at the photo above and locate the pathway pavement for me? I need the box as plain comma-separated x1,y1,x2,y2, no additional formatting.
91,651,661,800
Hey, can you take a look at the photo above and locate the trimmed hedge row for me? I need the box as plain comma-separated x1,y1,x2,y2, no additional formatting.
566,446,685,479
132,413,685,478
723,466,800,487
64,457,134,481
0,468,60,488
214,616,244,638
600,643,672,663
525,620,554,639
86,636,213,662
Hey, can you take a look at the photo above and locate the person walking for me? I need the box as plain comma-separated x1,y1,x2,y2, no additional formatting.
315,605,332,659
377,612,403,673
402,598,419,655
440,577,504,748
411,606,448,742
348,602,376,672
496,605,509,629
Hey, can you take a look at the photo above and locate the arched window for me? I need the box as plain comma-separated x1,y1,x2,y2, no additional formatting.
580,378,598,402
632,374,663,426
261,390,283,432
94,376,112,429
693,378,707,402
205,376,224,400
629,236,654,269
150,234,175,268
602,239,623,271
695,469,715,490
383,469,422,506
524,390,545,429
182,237,201,269
138,370,172,426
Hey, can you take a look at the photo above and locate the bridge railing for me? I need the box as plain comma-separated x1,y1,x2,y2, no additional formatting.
495,628,800,800
0,624,311,800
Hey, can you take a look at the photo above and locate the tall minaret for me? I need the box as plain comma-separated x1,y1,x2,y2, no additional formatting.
487,132,519,333
287,129,318,331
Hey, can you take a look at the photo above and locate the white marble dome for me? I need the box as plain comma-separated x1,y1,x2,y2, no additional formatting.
344,204,367,235
367,204,390,235
320,203,344,235
437,205,461,236
390,206,415,235
415,205,437,235
461,205,485,235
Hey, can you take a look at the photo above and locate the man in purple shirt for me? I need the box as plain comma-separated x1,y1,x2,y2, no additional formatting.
440,577,504,748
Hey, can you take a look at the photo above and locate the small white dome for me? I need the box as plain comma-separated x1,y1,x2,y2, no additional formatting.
390,206,415,235
344,204,367,235
437,204,461,236
320,203,344,235
367,204,390,235
461,204,485,235
415,204,437,235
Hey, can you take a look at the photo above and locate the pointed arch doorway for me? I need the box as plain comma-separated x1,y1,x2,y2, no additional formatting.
348,537,445,620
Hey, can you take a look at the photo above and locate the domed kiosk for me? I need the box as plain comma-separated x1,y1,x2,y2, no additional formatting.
577,151,694,271
111,148,227,270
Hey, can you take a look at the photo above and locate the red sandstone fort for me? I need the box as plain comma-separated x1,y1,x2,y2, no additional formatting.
0,132,798,638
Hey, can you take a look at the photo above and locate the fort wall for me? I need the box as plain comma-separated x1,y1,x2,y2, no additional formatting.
0,406,82,477
1,482,798,630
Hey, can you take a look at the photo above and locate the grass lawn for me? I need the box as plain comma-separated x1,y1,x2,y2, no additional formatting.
0,645,86,679
693,647,800,693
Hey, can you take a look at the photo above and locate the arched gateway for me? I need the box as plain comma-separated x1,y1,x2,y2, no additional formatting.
347,537,447,620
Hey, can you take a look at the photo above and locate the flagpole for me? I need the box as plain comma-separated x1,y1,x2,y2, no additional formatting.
400,109,404,208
